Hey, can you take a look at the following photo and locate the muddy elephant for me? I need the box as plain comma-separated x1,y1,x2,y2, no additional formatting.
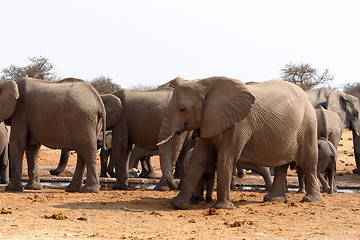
0,78,106,192
297,106,343,193
0,123,10,184
306,88,360,174
317,137,337,194
158,77,322,210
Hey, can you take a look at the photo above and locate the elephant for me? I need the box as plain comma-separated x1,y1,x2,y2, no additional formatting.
158,77,322,210
183,146,273,205
0,122,10,184
97,131,113,178
1,77,106,192
306,88,360,174
296,106,343,193
317,137,337,194
106,87,192,190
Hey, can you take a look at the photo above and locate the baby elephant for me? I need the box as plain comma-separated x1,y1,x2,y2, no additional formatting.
317,137,337,194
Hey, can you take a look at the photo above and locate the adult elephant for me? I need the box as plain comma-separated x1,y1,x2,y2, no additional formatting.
0,122,10,184
158,77,322,210
1,77,106,192
306,88,360,174
108,87,192,190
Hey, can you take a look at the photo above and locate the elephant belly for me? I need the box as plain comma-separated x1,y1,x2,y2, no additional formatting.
239,139,297,167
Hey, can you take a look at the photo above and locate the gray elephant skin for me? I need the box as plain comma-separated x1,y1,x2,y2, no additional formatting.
0,122,10,184
297,106,343,193
317,137,337,194
158,77,322,210
0,78,106,192
104,87,192,190
306,88,360,174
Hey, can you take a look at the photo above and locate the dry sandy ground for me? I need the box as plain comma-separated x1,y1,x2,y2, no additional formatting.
0,130,359,239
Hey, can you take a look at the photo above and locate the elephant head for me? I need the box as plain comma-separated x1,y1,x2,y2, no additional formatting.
158,76,255,187
101,94,123,130
0,80,19,123
327,90,360,134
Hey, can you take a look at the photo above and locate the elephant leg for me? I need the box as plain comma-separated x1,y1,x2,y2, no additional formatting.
317,171,330,193
352,131,360,174
106,150,116,178
81,148,100,193
327,166,336,194
24,144,42,190
296,166,306,193
191,175,205,204
170,141,213,210
249,166,273,191
301,159,323,203
100,148,109,177
50,150,70,175
66,156,85,192
264,164,288,202
0,146,9,184
213,148,238,210
146,157,156,178
112,134,132,190
139,156,149,178
205,172,215,203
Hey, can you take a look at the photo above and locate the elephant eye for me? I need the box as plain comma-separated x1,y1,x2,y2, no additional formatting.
179,107,186,113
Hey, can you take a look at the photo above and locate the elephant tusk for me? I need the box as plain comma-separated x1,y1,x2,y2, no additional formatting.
157,132,176,146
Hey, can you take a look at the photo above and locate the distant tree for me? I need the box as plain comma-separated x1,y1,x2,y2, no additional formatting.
131,84,156,90
89,76,121,94
0,56,57,81
280,62,334,90
343,82,360,100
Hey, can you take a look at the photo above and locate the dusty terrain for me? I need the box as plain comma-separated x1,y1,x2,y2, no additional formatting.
0,130,359,239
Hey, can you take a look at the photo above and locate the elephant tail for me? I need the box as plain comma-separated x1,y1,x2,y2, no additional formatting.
101,106,107,150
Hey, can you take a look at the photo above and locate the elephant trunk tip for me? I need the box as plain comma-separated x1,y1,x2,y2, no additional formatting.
157,132,176,146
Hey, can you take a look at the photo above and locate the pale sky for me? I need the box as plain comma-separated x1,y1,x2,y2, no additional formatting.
1,0,359,89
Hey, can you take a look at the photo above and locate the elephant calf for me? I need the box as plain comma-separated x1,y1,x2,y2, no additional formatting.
317,138,337,194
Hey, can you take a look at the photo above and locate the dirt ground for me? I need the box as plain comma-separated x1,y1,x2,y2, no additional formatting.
0,130,359,239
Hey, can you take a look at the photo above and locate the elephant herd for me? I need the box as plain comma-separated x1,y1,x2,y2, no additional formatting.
0,76,359,210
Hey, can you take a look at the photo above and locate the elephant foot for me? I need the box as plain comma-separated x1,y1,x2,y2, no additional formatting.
264,193,286,202
81,184,100,193
352,168,360,174
108,171,116,178
1,179,9,184
5,182,23,192
24,182,43,190
301,192,322,202
65,183,82,192
213,199,234,210
112,181,128,190
170,195,190,210
99,173,108,178
327,189,334,194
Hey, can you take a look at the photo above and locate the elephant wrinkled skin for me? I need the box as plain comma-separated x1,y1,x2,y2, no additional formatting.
1,78,106,192
159,77,322,210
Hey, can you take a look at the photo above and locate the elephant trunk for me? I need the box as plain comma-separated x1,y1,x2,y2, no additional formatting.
352,130,360,173
50,150,70,175
158,108,180,190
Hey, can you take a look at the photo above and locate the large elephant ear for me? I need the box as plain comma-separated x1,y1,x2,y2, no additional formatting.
200,77,255,138
101,94,123,129
0,80,19,122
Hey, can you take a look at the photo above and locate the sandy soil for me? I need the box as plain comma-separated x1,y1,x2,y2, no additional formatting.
0,130,359,239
